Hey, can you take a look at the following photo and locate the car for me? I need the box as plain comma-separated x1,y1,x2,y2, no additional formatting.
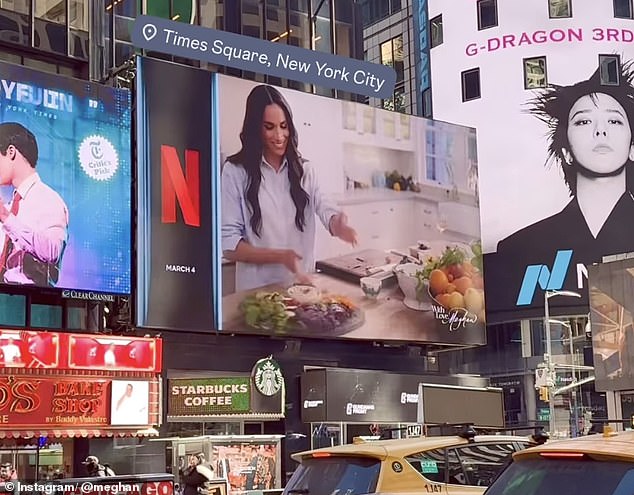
283,426,548,495
484,427,634,495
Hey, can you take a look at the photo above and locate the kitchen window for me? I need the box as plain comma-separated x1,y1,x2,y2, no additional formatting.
523,56,548,89
430,15,443,48
461,68,481,101
426,126,452,184
614,0,634,18
599,54,620,86
548,0,572,18
477,0,498,30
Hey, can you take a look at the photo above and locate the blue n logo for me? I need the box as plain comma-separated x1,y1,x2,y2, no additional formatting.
516,250,573,306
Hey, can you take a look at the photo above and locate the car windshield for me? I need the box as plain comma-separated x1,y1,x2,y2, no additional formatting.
486,458,634,495
284,456,380,495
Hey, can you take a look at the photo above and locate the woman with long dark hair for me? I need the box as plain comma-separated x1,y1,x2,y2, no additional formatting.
222,85,357,291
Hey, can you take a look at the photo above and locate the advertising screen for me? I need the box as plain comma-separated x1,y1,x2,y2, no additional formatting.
0,61,131,293
0,328,162,372
588,256,634,392
136,57,485,346
427,0,634,322
110,380,150,426
210,443,278,495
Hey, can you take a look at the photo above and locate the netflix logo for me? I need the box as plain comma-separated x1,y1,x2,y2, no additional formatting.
136,57,216,331
161,145,200,227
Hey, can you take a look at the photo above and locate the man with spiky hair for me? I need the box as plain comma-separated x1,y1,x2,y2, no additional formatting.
497,61,634,262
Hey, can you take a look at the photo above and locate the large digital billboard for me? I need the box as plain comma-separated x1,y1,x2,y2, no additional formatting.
427,0,634,322
136,57,485,346
0,61,131,294
588,256,634,392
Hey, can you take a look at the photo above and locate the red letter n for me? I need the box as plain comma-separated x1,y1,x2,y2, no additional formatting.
161,145,201,227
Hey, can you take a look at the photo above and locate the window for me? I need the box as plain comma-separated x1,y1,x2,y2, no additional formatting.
284,457,380,495
477,0,498,30
614,0,634,18
422,88,433,118
0,0,29,14
450,443,519,487
549,0,572,18
524,56,548,89
599,54,620,85
0,294,26,326
31,303,62,328
380,35,406,112
425,125,453,183
486,459,634,495
461,68,481,101
406,448,447,483
430,15,443,48
35,0,65,24
361,0,403,27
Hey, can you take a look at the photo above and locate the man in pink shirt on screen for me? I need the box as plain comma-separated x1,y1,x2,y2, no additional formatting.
0,122,69,286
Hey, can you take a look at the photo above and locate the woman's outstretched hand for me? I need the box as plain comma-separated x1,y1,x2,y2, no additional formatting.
331,213,358,247
279,249,303,274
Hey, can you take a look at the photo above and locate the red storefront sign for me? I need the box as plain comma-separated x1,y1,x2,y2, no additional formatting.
0,329,162,372
0,375,109,427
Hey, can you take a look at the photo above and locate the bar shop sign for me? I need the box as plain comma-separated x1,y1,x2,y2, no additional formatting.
168,377,251,417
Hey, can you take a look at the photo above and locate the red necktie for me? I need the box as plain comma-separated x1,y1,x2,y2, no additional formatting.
0,193,22,275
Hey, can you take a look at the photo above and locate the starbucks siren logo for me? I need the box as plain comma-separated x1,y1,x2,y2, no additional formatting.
253,357,283,397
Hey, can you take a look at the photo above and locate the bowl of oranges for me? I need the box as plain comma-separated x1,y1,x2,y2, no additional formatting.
421,242,486,322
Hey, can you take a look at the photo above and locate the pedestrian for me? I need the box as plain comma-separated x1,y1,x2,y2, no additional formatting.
82,456,115,477
179,454,214,495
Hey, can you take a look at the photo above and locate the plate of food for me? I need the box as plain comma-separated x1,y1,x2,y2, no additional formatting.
419,241,486,322
239,288,365,336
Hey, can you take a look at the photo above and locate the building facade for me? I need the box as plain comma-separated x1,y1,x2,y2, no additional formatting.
426,0,634,436
360,0,418,115
103,0,365,99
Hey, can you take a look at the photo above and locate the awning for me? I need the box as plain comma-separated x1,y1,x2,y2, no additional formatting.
0,428,160,439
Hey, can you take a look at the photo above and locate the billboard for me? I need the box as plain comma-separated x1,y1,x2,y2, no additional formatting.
0,328,162,372
0,61,131,293
588,256,634,392
110,380,150,426
427,0,634,322
137,57,486,346
210,443,279,495
300,368,490,423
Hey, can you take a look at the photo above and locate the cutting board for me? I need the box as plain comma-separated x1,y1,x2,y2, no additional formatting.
316,249,401,284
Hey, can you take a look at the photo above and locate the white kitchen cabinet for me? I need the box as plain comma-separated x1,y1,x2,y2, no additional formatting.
313,195,479,262
290,94,344,194
413,199,440,243
341,103,415,152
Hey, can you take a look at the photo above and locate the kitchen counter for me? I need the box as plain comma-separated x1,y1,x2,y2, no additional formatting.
221,271,481,345
334,185,478,208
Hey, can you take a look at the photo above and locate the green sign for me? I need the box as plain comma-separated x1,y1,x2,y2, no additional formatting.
168,377,251,417
537,408,550,421
421,461,438,474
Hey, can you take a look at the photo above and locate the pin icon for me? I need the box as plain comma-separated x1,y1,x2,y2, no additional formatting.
142,24,157,42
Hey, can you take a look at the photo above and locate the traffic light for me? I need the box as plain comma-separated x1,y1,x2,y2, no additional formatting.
539,387,549,402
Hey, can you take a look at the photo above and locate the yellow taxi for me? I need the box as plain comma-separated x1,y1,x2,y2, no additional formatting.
283,427,548,495
485,427,634,495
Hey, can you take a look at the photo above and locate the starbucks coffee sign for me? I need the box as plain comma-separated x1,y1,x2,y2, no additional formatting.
168,357,286,421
